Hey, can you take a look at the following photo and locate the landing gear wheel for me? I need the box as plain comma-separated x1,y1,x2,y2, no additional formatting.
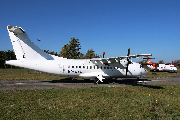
94,78,99,85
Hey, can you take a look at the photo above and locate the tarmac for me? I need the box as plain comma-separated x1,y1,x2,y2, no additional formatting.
0,73,179,91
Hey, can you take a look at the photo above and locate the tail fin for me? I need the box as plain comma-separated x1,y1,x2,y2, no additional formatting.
147,57,152,64
146,57,154,69
7,26,54,60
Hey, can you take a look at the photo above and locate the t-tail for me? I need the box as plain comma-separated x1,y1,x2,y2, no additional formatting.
7,25,54,61
142,57,155,69
147,57,152,65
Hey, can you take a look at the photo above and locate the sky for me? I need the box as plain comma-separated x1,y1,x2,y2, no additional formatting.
0,0,180,63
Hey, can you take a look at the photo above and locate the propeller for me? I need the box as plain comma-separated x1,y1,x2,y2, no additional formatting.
126,48,131,77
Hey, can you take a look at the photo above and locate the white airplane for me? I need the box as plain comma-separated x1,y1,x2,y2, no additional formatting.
6,25,152,84
144,57,177,72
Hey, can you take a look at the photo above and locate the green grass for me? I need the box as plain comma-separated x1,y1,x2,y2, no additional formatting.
0,69,180,119
0,85,180,119
144,71,176,78
143,69,177,78
177,69,180,73
0,69,64,80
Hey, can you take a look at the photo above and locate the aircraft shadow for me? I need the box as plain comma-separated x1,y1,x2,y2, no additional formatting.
42,78,164,89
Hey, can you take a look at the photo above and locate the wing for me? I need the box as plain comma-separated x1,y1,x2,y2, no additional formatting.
90,54,152,68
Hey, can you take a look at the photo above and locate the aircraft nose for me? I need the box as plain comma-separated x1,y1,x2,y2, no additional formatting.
142,68,148,75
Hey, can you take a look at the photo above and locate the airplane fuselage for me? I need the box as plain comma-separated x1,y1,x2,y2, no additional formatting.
6,59,148,79
147,64,177,72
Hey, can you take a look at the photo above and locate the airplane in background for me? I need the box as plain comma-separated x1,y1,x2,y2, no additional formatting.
6,25,152,84
144,57,177,72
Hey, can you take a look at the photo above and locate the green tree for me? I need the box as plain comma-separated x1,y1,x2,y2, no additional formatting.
174,60,180,68
78,53,85,59
0,50,16,68
159,60,165,64
60,37,81,59
138,60,148,69
85,49,101,59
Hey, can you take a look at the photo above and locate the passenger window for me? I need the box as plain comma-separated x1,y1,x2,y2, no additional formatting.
79,66,81,68
72,66,74,68
97,66,99,69
87,66,88,69
83,66,85,68
101,66,102,69
94,66,95,69
104,67,106,69
110,67,112,69
107,67,109,69
76,66,78,68
90,66,92,69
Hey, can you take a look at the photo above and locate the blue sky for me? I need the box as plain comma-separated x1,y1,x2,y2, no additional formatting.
0,0,180,63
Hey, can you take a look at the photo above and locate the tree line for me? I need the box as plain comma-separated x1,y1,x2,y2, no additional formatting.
0,37,101,68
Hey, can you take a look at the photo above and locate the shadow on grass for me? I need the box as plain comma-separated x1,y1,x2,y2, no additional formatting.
42,78,164,89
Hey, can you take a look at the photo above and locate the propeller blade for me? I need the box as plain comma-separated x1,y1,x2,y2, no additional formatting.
126,64,128,77
126,48,130,77
127,48,130,56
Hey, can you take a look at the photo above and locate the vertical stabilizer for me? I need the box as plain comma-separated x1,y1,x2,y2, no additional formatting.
146,57,154,69
7,26,54,60
147,57,152,64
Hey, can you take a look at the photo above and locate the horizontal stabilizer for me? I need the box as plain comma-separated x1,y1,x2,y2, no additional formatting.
142,57,155,59
8,26,25,34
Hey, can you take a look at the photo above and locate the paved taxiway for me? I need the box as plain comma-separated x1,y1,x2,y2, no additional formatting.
0,73,179,90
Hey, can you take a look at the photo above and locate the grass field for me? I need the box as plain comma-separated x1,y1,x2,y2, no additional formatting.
0,68,179,80
0,85,180,119
143,69,177,78
0,69,180,119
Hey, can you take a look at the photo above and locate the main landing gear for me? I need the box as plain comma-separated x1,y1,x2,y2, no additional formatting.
94,78,100,85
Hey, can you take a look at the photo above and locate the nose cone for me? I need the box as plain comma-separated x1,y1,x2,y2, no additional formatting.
142,68,148,76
